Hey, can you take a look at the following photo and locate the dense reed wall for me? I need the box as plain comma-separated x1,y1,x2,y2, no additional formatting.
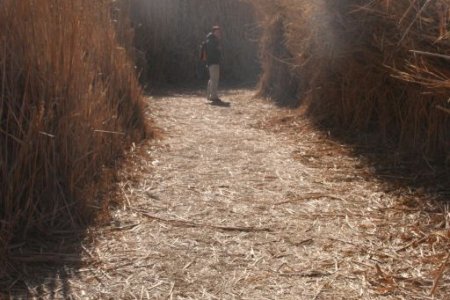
252,0,450,162
129,0,260,84
0,0,147,275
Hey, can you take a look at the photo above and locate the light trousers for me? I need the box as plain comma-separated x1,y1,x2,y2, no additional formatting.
207,64,220,100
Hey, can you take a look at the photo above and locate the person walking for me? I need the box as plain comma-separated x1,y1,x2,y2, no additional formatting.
205,26,222,102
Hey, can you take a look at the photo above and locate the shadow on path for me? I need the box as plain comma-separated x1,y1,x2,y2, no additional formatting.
309,121,448,202
325,128,449,203
208,100,231,107
1,231,85,298
1,176,117,298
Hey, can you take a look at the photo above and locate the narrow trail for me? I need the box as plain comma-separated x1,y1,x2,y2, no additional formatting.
61,89,447,299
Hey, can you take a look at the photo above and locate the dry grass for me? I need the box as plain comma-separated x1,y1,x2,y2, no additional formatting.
251,0,450,163
129,0,260,84
8,89,447,298
252,1,302,106
0,0,148,281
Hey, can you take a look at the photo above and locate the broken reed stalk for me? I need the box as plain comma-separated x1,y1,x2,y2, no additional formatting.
430,252,450,296
0,0,148,276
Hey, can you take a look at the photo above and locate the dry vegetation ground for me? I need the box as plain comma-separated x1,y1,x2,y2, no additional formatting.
12,89,449,299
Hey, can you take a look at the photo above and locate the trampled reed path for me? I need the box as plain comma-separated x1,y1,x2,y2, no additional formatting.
8,89,448,299
2,1,448,298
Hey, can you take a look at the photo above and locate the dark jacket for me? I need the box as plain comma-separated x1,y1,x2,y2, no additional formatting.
206,32,221,66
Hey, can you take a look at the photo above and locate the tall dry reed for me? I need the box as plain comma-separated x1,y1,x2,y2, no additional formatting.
251,0,450,162
0,0,148,276
252,1,301,106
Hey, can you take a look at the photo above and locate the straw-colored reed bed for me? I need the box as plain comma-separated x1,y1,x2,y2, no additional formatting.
129,0,260,84
251,0,450,162
0,0,148,280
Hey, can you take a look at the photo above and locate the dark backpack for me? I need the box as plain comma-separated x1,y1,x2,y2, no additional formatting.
199,41,207,62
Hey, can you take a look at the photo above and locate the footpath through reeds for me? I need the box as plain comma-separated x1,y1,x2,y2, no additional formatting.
9,89,447,299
